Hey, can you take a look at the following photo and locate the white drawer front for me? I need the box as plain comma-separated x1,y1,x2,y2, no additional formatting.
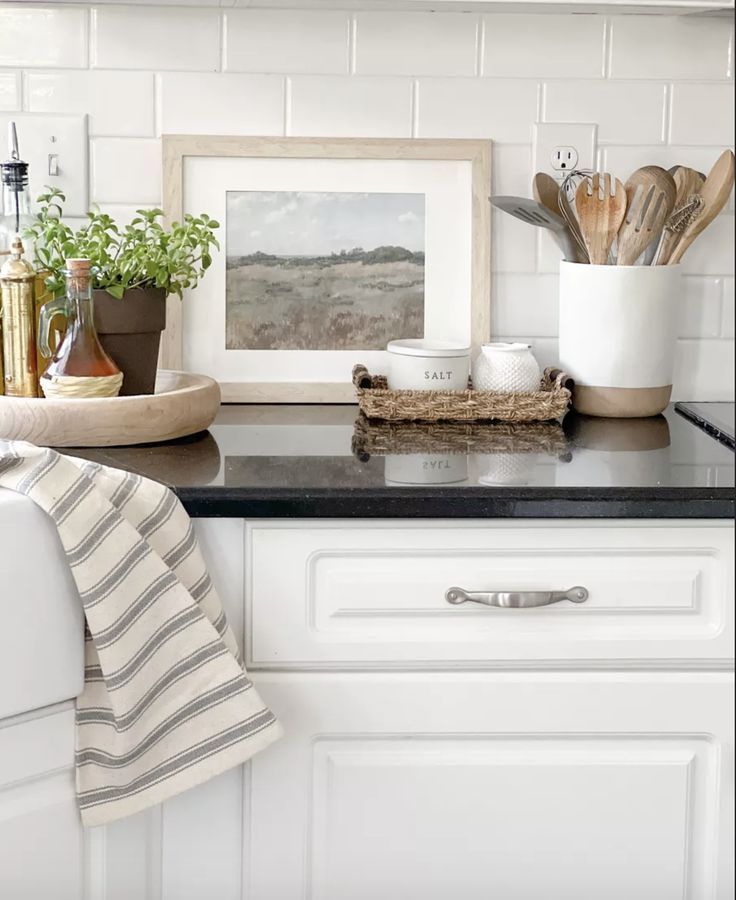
247,520,734,668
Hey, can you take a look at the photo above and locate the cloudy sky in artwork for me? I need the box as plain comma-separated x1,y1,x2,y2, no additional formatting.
226,190,425,257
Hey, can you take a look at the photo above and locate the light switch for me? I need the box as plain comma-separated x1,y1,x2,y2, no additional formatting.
0,113,88,217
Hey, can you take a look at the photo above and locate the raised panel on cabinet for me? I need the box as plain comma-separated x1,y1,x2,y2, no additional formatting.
244,672,734,900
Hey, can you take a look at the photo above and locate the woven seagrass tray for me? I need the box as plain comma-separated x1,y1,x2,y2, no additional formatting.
352,364,572,423
352,415,570,462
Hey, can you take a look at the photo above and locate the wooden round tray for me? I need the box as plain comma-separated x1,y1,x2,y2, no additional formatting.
0,370,221,447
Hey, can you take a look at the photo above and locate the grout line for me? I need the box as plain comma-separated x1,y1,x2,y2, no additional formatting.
536,82,545,123
410,79,419,138
219,11,226,74
18,70,25,112
283,76,291,136
602,16,612,79
348,13,357,75
153,73,161,139
475,15,484,78
662,82,672,145
85,8,92,70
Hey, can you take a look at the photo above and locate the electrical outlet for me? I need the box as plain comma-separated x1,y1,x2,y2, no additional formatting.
533,123,597,183
551,146,578,173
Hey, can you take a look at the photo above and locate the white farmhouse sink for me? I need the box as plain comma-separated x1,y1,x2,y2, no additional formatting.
0,491,84,720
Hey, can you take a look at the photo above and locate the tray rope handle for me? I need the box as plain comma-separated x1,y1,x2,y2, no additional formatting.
352,364,374,390
543,367,575,393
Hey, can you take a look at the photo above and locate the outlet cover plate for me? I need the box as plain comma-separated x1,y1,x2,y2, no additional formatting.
0,113,89,218
533,123,597,183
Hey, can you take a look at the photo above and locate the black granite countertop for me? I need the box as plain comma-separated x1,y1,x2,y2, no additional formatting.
64,403,735,519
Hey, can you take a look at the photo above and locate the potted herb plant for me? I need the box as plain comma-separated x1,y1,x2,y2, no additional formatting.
24,188,219,395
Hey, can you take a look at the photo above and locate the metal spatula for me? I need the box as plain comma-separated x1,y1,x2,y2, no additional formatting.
490,195,581,262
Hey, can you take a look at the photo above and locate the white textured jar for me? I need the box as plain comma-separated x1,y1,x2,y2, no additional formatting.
472,343,541,393
558,262,681,418
387,340,470,391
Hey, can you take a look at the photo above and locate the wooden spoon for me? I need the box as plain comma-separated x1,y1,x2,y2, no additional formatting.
616,166,676,266
575,173,627,265
654,166,706,265
532,172,587,263
668,150,735,265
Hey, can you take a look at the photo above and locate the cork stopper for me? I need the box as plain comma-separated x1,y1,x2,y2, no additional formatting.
65,257,92,291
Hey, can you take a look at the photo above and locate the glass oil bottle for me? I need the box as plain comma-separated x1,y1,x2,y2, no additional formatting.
39,259,123,398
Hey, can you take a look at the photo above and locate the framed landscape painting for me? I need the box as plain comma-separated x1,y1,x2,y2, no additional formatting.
162,137,491,403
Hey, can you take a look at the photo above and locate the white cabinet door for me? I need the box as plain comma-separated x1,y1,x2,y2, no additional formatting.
246,672,734,900
0,704,83,900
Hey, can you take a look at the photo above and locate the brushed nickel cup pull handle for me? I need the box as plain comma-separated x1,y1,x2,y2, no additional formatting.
445,586,589,608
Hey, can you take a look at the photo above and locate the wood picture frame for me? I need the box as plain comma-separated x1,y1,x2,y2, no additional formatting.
162,136,491,403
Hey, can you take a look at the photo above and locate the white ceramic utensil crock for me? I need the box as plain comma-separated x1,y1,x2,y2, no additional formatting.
387,340,470,391
472,343,541,393
558,261,681,418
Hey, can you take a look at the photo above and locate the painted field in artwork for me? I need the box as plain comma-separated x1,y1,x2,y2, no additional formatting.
225,191,425,351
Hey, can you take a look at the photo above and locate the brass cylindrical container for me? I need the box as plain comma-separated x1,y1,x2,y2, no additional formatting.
0,235,38,398
34,270,58,396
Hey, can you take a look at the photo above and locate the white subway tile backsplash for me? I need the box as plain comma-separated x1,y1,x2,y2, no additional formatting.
673,340,735,401
600,145,732,185
3,6,731,398
26,71,154,137
91,6,219,71
0,72,19,111
492,143,532,196
355,12,477,77
670,83,735,146
483,15,605,79
722,278,734,339
492,211,536,274
224,10,349,75
609,16,732,80
544,81,666,145
680,215,735,277
679,276,723,338
158,73,283,136
491,273,559,337
91,138,161,205
0,6,87,68
495,336,560,371
289,76,411,138
416,78,537,143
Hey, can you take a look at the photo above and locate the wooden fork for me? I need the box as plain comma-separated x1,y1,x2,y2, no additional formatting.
574,173,627,265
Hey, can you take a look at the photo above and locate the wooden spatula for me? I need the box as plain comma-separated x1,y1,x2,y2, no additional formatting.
668,150,735,265
575,173,627,265
616,166,676,266
653,167,705,265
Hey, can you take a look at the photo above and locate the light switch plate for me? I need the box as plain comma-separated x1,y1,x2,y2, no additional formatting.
0,113,89,217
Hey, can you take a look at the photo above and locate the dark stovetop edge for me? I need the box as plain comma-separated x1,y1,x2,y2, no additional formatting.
173,485,735,519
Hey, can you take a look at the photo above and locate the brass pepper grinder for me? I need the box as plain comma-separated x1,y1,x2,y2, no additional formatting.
0,234,38,398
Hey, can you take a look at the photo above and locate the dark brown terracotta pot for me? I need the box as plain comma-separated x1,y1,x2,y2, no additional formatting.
93,288,166,396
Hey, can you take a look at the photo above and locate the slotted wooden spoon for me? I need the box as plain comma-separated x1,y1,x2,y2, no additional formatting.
575,173,627,265
668,150,735,265
616,166,676,266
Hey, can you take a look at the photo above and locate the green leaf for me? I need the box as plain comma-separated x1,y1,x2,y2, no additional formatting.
106,284,126,299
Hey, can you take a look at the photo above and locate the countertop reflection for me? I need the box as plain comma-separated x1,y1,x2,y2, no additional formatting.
67,403,734,519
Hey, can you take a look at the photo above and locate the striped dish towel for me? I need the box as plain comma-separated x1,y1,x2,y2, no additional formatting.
0,441,282,827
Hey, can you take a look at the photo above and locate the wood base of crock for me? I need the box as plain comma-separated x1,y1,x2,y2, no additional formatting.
572,384,672,418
